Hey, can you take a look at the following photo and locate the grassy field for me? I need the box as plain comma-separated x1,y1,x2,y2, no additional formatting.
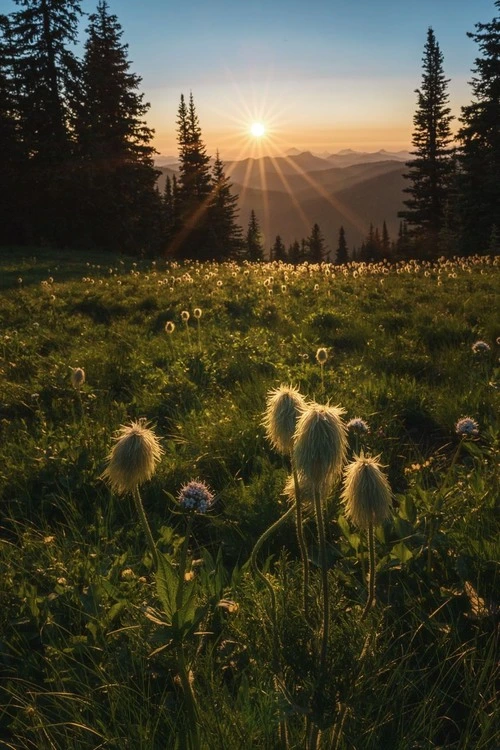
0,247,498,749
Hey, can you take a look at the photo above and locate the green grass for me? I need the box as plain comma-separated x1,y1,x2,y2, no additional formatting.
0,248,499,748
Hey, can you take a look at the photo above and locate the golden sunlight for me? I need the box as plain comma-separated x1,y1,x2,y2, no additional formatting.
250,122,266,138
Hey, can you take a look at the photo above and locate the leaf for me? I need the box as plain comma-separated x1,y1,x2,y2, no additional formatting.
399,495,417,525
155,553,178,621
391,541,413,564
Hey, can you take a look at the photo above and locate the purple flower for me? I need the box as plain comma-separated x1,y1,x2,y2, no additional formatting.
455,417,479,437
178,480,214,513
347,417,370,435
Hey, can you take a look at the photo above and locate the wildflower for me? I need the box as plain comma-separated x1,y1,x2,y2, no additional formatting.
71,367,85,389
165,321,175,334
455,417,479,437
472,340,490,354
178,480,214,513
193,308,202,319
121,568,136,581
263,384,307,455
347,417,370,434
181,310,190,322
102,419,163,494
293,403,347,493
341,453,392,529
316,347,328,365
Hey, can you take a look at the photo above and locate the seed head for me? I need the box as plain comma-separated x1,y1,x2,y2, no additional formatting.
102,419,163,494
181,310,190,322
178,480,214,513
472,340,490,354
263,384,307,455
341,453,392,529
316,347,328,365
455,416,479,437
165,321,175,334
193,308,202,319
293,403,347,493
71,367,85,389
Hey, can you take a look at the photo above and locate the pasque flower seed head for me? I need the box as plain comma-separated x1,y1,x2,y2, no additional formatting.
102,419,163,494
293,403,347,493
263,384,307,455
341,453,392,529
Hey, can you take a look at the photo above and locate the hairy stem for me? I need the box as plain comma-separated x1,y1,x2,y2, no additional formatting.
361,522,375,621
292,463,311,623
132,485,158,571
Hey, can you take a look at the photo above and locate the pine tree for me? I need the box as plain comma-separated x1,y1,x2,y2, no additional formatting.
175,92,213,258
245,209,264,261
288,239,302,265
306,223,326,263
7,0,82,243
399,27,454,257
335,225,348,264
381,220,391,256
457,1,500,255
75,0,160,253
0,14,26,243
271,235,287,262
206,150,243,260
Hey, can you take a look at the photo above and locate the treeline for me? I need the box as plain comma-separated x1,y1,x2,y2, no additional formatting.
0,0,498,260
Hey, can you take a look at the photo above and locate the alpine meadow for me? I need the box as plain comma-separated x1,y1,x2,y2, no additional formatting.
0,1,499,749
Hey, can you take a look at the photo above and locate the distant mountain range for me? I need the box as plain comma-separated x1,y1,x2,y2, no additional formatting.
156,149,411,250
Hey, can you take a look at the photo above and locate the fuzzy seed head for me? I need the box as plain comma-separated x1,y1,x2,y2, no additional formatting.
181,310,190,322
263,384,307,455
193,308,202,319
316,347,328,364
347,417,370,435
293,403,347,493
472,340,490,354
102,419,163,494
71,367,85,389
165,321,175,334
341,453,392,529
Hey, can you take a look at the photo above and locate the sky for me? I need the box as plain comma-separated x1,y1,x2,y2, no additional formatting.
1,0,496,159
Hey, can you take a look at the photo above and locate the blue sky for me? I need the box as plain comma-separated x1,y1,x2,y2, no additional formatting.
1,0,496,157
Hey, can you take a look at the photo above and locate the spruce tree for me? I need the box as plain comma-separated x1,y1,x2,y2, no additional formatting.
399,27,454,257
206,151,243,260
306,223,326,263
381,220,391,256
270,235,287,262
175,92,213,259
7,0,82,243
75,0,160,253
288,239,302,265
457,1,500,255
335,225,348,264
0,14,26,243
245,209,264,261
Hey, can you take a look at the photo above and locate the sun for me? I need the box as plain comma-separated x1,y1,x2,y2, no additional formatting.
250,122,266,138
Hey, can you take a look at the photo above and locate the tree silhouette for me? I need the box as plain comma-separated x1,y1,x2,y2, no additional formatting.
399,27,454,257
306,223,327,263
75,0,160,252
246,209,264,261
335,225,348,264
457,1,500,255
206,150,243,260
271,235,287,262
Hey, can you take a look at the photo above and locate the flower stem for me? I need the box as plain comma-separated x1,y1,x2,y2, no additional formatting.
361,522,375,621
292,463,311,623
313,487,329,674
177,646,200,750
427,439,463,574
177,515,193,611
132,486,159,571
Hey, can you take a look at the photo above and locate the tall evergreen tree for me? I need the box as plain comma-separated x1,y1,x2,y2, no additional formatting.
335,225,348,264
175,92,213,258
381,220,391,256
270,235,287,262
457,1,500,255
306,223,326,263
0,14,26,243
288,239,302,265
245,209,264,261
75,0,160,252
399,27,454,256
7,0,82,243
206,151,243,259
